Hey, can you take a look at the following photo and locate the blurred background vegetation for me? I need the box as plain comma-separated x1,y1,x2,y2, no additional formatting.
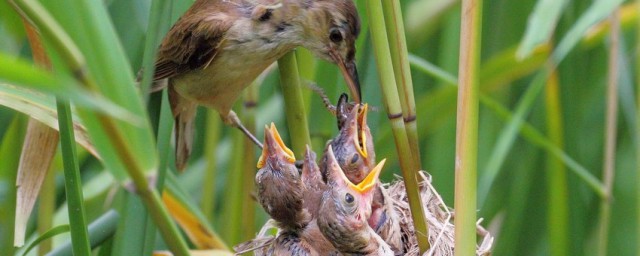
0,0,635,255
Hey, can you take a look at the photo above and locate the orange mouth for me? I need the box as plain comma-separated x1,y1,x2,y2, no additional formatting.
257,123,295,168
353,104,368,158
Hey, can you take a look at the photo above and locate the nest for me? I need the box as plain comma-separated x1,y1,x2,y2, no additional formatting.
235,171,493,255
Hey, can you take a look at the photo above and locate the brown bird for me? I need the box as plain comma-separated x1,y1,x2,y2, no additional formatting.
369,184,403,254
301,145,326,219
255,123,310,231
268,145,339,256
320,101,374,184
317,145,392,255
321,95,403,254
152,0,362,171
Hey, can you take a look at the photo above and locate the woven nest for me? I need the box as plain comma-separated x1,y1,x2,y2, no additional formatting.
235,171,493,255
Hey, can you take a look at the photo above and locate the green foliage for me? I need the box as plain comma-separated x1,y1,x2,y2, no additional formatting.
0,0,635,255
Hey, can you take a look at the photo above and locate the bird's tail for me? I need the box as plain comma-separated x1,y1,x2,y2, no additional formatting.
169,86,197,172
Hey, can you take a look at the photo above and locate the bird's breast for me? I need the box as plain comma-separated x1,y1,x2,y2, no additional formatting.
172,32,295,114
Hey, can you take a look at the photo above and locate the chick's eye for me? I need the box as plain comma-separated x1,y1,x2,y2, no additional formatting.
344,193,355,205
329,28,343,43
350,154,359,164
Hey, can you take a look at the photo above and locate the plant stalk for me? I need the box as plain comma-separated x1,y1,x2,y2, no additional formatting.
241,83,258,241
381,0,422,171
454,0,482,255
365,0,429,252
597,11,620,256
202,111,221,221
636,0,640,252
56,99,91,256
278,51,311,155
544,69,569,256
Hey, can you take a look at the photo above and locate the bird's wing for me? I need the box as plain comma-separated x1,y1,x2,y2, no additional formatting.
153,11,233,81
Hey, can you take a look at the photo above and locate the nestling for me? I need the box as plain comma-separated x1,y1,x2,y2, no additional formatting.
317,145,393,255
255,123,310,231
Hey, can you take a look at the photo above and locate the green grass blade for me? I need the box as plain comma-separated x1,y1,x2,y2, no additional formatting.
48,210,119,256
138,0,172,98
409,54,604,197
517,0,568,59
21,225,70,256
0,54,137,123
0,115,27,255
596,12,620,256
56,98,91,255
478,72,547,205
552,0,623,64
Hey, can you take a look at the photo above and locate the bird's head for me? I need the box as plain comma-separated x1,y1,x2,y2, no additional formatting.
257,123,296,170
301,0,361,102
324,145,385,223
330,102,375,183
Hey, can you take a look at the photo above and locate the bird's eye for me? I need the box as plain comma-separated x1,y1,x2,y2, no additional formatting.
350,154,359,164
329,28,343,43
344,192,355,205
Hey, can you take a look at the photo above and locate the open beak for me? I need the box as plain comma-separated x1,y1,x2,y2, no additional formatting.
301,144,319,179
352,104,368,159
331,51,361,103
257,123,295,168
326,145,384,194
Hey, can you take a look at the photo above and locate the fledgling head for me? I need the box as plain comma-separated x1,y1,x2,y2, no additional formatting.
324,145,384,222
318,145,386,251
257,123,296,170
325,102,375,184
301,0,361,102
301,145,322,184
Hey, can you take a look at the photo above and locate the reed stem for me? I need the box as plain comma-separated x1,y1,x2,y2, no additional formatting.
544,69,569,256
381,0,422,171
278,51,311,155
454,0,482,254
241,83,259,241
597,11,620,256
365,0,429,252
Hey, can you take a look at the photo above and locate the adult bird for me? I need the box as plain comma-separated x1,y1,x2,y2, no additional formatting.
151,0,362,171
317,145,393,255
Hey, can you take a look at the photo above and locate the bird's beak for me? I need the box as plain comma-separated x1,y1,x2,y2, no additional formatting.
257,123,295,168
351,159,385,194
326,145,384,194
353,103,368,159
331,51,361,103
301,144,319,179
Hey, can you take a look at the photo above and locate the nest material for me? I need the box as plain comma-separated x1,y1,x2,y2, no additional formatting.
234,171,493,256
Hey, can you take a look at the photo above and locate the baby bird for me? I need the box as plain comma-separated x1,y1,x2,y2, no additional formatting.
301,145,327,219
321,101,375,184
317,145,393,255
322,95,403,254
255,123,310,231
